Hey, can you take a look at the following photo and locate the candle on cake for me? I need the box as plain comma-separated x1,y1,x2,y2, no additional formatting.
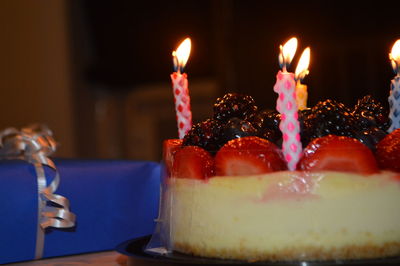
273,37,302,171
171,38,192,139
294,47,310,110
388,39,400,133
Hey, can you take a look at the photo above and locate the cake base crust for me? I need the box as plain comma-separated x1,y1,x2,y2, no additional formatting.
175,241,400,262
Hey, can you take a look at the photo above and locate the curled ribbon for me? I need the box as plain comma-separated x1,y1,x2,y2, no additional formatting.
0,124,76,259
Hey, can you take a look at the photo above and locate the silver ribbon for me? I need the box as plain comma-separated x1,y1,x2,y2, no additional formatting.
0,124,76,259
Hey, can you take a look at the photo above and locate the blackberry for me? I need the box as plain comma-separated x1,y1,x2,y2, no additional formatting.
302,99,359,145
252,110,280,131
258,129,279,144
251,110,282,144
352,95,390,131
222,118,258,143
182,119,224,153
213,93,258,122
298,108,312,140
353,127,387,152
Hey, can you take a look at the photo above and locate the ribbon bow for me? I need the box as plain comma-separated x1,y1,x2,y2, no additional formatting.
0,124,76,259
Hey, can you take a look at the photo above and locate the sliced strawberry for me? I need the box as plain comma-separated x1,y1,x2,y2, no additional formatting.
171,146,214,179
163,139,183,176
298,135,378,175
376,128,400,172
215,136,286,176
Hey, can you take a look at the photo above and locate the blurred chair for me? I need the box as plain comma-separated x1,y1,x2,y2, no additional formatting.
123,78,218,161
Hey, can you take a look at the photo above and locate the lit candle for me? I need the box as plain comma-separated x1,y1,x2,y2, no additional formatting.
273,37,302,171
388,39,400,133
295,47,310,110
171,38,192,139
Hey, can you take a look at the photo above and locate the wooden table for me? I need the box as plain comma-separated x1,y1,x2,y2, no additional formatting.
8,251,129,266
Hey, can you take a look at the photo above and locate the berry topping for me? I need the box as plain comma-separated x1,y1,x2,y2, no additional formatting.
352,95,390,131
298,108,313,147
353,127,387,152
213,93,258,122
163,139,183,175
183,119,223,153
251,110,282,144
302,99,359,145
215,136,287,176
222,117,258,143
298,135,379,175
376,129,400,172
171,146,214,179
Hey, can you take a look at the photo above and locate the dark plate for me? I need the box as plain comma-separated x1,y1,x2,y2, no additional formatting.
116,235,400,266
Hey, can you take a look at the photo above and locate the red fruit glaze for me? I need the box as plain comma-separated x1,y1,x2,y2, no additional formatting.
215,136,287,176
298,135,379,175
171,146,214,179
163,139,183,175
376,128,400,172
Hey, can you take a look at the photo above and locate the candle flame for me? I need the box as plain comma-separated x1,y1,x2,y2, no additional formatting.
280,37,298,68
295,47,310,80
173,38,191,71
391,39,400,60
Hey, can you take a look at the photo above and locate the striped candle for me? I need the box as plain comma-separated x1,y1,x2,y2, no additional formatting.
388,39,400,133
171,38,192,139
274,37,303,171
274,71,302,171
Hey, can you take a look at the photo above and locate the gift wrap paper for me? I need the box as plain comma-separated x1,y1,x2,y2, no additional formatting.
0,159,161,264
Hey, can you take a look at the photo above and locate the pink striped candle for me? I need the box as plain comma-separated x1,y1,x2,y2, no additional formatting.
274,37,303,170
171,38,192,139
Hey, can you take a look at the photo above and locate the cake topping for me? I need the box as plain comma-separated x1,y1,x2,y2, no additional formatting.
213,93,258,122
251,110,282,144
376,128,400,172
215,136,287,176
352,95,390,131
353,127,387,152
301,99,357,145
171,146,214,179
172,92,394,177
298,135,379,174
182,118,223,153
163,139,183,175
221,117,258,144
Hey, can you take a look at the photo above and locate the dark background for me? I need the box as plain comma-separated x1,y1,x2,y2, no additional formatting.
74,0,400,109
1,0,399,159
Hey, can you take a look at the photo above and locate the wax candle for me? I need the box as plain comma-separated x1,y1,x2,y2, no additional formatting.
274,37,302,171
388,39,400,133
295,47,310,110
171,38,192,139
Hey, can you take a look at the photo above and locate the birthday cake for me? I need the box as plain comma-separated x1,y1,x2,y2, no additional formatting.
157,92,400,261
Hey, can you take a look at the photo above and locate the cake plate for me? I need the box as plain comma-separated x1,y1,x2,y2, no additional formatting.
116,235,400,266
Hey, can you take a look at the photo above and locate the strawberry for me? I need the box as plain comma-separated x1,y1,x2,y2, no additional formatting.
163,139,183,176
298,135,378,174
376,128,400,172
171,146,214,179
215,136,286,176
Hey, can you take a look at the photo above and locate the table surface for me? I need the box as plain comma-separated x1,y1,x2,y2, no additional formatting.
7,251,128,266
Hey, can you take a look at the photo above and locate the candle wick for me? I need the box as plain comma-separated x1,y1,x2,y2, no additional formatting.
172,52,179,72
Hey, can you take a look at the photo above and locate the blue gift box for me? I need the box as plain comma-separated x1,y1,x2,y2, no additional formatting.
0,159,161,264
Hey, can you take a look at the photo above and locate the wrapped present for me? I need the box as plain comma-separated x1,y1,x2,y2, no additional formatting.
0,126,161,264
